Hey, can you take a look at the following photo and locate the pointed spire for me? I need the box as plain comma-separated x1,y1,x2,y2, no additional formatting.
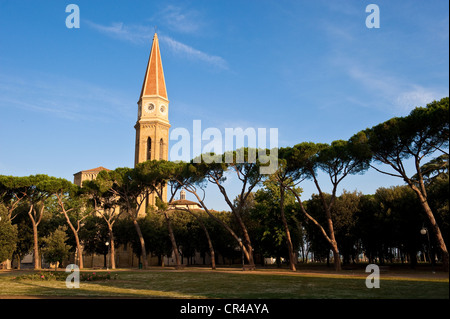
140,33,168,100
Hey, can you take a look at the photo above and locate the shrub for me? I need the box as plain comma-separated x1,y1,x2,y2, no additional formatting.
14,271,118,281
79,272,118,281
14,271,67,281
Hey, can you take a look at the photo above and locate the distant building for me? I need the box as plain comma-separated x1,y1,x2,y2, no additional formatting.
73,32,169,214
73,166,111,187
169,190,202,211
67,33,209,268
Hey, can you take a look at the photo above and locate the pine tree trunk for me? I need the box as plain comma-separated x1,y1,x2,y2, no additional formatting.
32,222,40,270
193,212,216,270
75,235,83,269
190,191,254,267
280,187,296,271
235,214,255,269
416,192,449,272
325,207,341,271
61,207,84,269
132,218,148,269
204,227,216,270
214,180,255,269
109,227,116,269
164,212,181,268
331,243,341,271
27,206,40,270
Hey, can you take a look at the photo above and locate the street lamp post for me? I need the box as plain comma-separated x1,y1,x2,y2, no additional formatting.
238,238,244,270
420,227,435,273
105,241,110,270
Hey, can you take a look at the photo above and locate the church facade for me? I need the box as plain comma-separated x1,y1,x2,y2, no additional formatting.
74,33,170,205
133,32,170,208
70,33,213,268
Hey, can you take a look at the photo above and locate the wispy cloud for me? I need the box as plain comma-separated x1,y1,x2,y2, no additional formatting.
347,66,448,113
0,72,132,122
318,9,449,115
395,86,448,110
320,22,355,42
159,5,203,34
86,20,228,70
85,20,153,44
159,35,227,70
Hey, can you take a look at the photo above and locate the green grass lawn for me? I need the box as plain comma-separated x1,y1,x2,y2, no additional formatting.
0,267,448,299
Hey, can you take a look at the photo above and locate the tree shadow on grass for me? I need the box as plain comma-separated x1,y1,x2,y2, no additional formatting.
2,270,448,299
3,279,198,299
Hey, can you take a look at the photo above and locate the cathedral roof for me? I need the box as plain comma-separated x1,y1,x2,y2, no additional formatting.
74,166,111,175
169,199,202,208
139,33,168,100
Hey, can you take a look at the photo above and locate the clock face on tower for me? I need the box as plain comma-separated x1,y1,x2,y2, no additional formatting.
145,103,155,113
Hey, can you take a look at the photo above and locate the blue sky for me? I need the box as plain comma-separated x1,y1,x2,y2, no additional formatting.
0,0,448,210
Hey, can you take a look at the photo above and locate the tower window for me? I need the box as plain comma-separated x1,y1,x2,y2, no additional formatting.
147,137,152,160
159,138,164,160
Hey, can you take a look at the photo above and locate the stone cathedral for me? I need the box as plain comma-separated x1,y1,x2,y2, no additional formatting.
134,32,170,208
74,32,170,208
70,33,177,267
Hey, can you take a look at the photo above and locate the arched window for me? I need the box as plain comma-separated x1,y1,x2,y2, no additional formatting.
159,138,164,160
147,137,152,160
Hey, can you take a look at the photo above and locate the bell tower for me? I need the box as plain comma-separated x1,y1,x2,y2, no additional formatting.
135,33,170,207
